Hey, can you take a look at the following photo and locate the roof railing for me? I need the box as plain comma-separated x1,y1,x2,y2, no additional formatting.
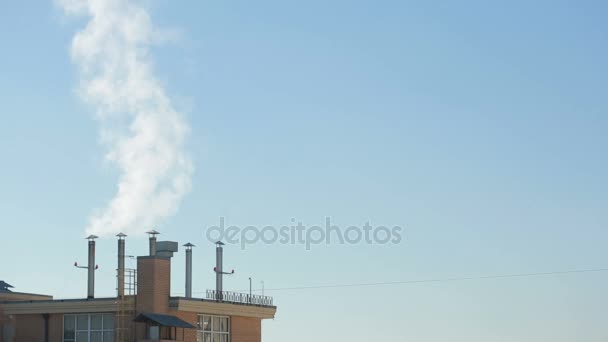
206,290,273,306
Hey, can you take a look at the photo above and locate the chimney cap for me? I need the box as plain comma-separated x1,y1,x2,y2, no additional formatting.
146,229,160,236
116,233,127,239
86,235,99,240
183,242,195,248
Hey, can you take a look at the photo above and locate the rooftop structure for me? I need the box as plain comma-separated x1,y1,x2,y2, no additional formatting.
0,282,13,293
0,233,276,342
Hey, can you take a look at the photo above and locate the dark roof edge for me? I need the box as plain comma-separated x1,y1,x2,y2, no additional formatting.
0,291,52,298
0,296,119,305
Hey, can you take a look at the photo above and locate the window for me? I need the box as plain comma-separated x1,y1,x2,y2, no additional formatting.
64,314,114,342
197,315,229,342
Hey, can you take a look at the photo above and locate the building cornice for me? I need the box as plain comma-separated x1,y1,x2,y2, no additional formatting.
0,298,128,315
169,298,276,319
0,292,53,301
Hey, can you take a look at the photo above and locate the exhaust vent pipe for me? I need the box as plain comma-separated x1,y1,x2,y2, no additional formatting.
117,233,127,298
183,243,195,298
86,235,98,299
146,230,160,256
216,241,224,295
213,241,234,301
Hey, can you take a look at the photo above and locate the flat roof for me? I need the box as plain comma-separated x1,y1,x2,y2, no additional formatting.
1,296,276,319
170,297,276,319
0,297,120,315
0,291,52,299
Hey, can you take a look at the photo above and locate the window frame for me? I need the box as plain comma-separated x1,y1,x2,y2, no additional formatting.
196,314,230,342
63,313,115,342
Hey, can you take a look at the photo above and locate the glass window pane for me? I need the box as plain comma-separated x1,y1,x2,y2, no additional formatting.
203,332,212,342
103,314,115,330
203,316,211,331
76,331,88,342
219,334,228,342
212,317,219,332
91,314,103,330
76,315,88,330
219,317,228,332
213,333,220,342
196,331,203,342
103,331,114,342
64,315,76,338
91,331,102,342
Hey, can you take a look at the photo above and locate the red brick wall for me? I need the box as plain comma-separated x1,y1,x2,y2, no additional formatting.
6,313,62,342
163,313,263,342
0,306,6,342
173,310,198,342
14,314,44,342
231,316,262,342
48,314,63,342
135,256,172,341
136,256,171,314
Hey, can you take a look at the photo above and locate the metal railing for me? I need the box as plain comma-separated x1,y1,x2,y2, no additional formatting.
206,290,273,306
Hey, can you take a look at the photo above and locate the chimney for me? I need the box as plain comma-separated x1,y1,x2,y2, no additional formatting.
135,240,176,314
86,235,98,299
146,230,159,256
117,233,127,298
215,241,224,296
136,255,171,314
183,243,195,298
214,241,234,300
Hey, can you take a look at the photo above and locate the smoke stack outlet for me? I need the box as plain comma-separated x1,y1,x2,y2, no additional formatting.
183,243,195,298
146,230,160,256
117,233,127,298
86,235,98,299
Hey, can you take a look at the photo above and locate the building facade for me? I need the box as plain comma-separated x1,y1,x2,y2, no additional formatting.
0,235,276,342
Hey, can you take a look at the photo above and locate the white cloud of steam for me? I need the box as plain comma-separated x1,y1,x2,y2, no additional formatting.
58,0,193,236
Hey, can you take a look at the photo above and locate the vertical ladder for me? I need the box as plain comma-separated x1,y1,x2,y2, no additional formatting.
116,268,136,342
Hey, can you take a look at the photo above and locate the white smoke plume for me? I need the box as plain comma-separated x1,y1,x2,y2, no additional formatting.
58,0,193,236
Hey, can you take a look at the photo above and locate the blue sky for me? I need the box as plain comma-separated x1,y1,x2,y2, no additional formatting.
1,0,607,340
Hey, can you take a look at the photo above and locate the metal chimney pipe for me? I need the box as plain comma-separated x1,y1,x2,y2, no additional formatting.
183,243,195,298
117,233,127,298
215,241,224,299
86,235,98,299
146,230,159,256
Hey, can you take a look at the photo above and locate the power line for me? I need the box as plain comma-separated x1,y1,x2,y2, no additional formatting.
181,267,608,295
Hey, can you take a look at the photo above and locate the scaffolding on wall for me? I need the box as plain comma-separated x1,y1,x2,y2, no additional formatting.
116,268,137,342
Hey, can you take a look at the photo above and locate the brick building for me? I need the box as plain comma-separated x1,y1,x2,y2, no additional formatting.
0,233,276,342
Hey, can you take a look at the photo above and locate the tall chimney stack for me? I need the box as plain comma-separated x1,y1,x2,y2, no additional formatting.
146,230,159,256
183,243,195,298
117,233,127,298
86,235,98,299
213,241,234,300
215,241,224,296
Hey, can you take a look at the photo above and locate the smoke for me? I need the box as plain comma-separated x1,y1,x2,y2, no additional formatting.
58,0,193,236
